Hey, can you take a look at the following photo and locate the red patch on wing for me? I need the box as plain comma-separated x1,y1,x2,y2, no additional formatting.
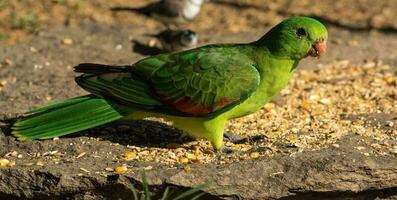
215,98,232,107
157,93,235,116
171,97,213,116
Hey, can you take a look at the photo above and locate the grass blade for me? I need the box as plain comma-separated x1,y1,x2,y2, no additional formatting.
131,185,139,200
190,192,205,200
160,187,170,200
141,170,151,200
173,182,211,200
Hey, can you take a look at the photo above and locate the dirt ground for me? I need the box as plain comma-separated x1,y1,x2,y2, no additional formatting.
0,0,397,199
1,0,397,46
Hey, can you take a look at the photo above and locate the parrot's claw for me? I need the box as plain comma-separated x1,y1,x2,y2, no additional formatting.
223,133,267,144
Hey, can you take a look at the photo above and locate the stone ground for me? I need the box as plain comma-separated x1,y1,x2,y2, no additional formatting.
0,1,397,200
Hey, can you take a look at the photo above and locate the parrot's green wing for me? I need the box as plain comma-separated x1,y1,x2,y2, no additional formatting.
75,45,260,117
135,45,261,116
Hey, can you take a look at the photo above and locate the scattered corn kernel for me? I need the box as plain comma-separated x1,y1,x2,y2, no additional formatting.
250,152,260,159
62,38,73,45
114,166,127,174
36,161,45,166
0,159,10,166
178,156,189,164
7,161,16,167
186,153,197,161
123,151,137,160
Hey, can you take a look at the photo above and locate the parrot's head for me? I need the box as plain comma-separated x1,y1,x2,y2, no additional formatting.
258,16,328,60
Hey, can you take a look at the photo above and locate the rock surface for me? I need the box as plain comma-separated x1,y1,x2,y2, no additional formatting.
1,23,397,199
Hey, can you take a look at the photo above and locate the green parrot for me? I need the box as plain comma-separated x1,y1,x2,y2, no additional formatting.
11,16,328,150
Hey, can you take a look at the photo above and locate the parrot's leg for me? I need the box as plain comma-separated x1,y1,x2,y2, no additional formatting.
172,116,226,150
126,111,226,149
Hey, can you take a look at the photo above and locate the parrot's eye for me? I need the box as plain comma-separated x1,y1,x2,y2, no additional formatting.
296,27,308,38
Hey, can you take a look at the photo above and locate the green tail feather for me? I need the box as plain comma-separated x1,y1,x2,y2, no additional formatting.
12,95,123,140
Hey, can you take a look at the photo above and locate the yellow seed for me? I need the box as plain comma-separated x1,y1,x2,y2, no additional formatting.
30,46,37,53
264,102,276,111
192,155,203,163
105,167,114,172
10,151,18,157
194,146,201,155
36,160,45,166
287,134,298,144
179,156,189,164
24,162,34,166
302,101,311,110
7,161,16,167
123,151,137,160
184,165,191,172
384,76,395,84
250,152,260,159
76,152,86,159
0,80,7,87
80,168,90,173
186,153,197,161
148,39,157,47
319,98,332,105
3,58,13,65
0,159,10,166
114,166,127,174
309,94,320,101
62,38,73,45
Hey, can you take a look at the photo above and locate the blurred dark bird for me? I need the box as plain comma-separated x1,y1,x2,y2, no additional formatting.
112,0,207,25
154,29,198,52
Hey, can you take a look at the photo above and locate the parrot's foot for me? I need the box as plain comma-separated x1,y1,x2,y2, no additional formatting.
223,133,267,144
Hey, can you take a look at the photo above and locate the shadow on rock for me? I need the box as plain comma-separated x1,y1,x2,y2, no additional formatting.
79,120,194,148
0,112,193,149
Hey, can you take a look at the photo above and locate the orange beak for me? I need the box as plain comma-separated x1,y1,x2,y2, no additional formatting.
308,39,327,58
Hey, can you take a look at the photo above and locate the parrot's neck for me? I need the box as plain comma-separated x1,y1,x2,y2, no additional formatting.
256,49,298,104
253,45,299,76
221,45,298,119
